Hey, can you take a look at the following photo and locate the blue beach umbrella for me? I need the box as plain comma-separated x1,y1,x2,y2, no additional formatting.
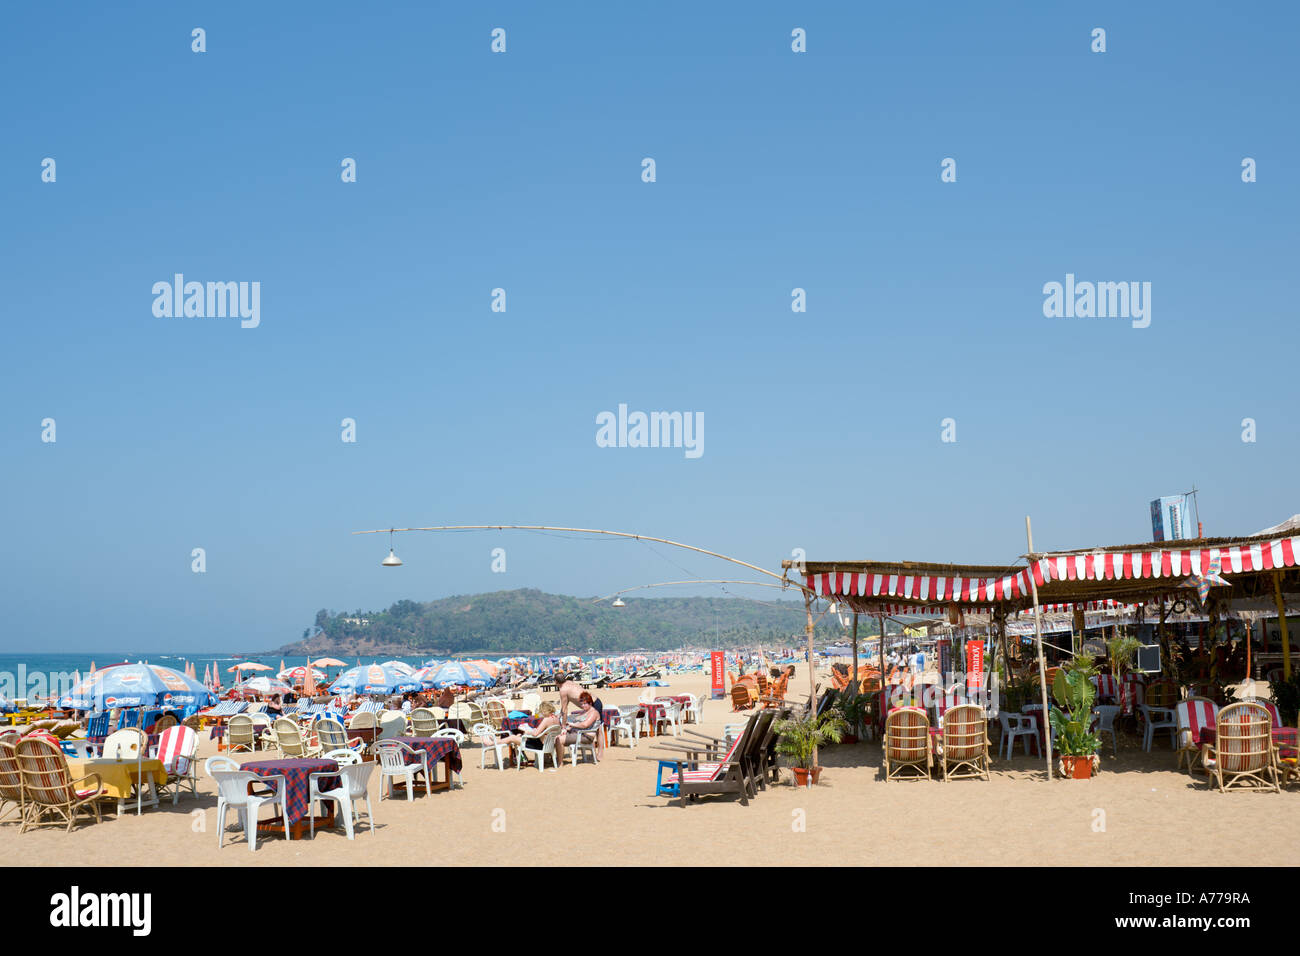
329,663,422,696
424,660,494,689
57,662,217,711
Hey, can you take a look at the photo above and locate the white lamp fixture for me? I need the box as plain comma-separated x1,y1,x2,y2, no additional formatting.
381,529,402,567
611,597,626,607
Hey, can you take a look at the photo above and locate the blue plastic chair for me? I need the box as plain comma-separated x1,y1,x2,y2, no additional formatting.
655,760,681,797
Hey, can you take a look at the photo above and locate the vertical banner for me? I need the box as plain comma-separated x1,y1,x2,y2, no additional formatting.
966,639,985,698
710,651,725,699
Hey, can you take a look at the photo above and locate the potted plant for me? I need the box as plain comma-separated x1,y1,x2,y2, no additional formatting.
833,692,871,744
775,711,848,786
1049,653,1102,779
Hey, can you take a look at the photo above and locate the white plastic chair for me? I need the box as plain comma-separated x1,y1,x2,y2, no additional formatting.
656,701,682,737
608,706,639,748
212,770,290,852
998,712,1038,758
431,727,466,746
102,728,144,759
204,755,239,775
309,761,375,839
324,748,362,766
374,740,429,801
681,694,700,723
1141,694,1178,752
472,722,510,771
1091,705,1121,757
569,724,603,766
517,726,561,772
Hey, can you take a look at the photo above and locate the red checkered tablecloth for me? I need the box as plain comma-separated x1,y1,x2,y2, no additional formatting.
394,736,463,774
242,758,339,825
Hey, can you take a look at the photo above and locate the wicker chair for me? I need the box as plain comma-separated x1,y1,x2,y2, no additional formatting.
15,737,106,832
226,714,257,753
1202,702,1278,793
274,718,322,758
936,704,990,781
314,718,362,753
884,706,932,781
0,737,25,824
409,708,440,736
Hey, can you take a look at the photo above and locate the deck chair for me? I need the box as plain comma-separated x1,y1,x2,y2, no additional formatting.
1174,697,1219,774
730,684,755,712
226,714,257,753
0,737,24,824
409,707,440,736
15,737,106,832
884,706,932,781
936,704,989,781
1201,702,1278,793
155,725,199,804
643,712,761,807
273,718,322,758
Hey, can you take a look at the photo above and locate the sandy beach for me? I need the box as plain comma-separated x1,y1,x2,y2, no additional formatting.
5,664,1299,867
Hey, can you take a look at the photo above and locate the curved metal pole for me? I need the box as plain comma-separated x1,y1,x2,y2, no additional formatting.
590,579,802,604
352,524,810,592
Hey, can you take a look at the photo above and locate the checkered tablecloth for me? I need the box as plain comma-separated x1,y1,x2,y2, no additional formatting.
601,708,619,728
393,736,462,774
242,758,339,825
501,714,535,733
639,703,666,725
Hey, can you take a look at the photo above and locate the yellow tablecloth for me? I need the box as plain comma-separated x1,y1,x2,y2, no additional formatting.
67,757,166,800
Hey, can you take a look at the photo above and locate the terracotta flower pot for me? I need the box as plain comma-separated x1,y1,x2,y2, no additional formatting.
792,766,824,787
1060,755,1095,779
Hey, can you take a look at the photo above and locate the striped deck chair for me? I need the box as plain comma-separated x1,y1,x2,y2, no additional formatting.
1174,698,1219,774
156,725,199,804
0,737,24,824
15,737,106,832
646,712,761,807
1093,674,1119,704
314,718,363,754
1120,674,1142,717
1202,702,1278,793
884,706,932,781
937,704,990,781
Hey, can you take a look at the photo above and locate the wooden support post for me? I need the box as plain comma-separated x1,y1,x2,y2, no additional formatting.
1025,517,1054,780
803,588,818,767
851,612,860,696
1275,572,1292,680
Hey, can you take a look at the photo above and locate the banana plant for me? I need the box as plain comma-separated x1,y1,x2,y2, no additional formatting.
1049,654,1102,757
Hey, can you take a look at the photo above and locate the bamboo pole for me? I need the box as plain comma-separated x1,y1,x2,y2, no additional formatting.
851,612,860,698
803,589,818,768
1275,572,1292,680
1025,517,1054,780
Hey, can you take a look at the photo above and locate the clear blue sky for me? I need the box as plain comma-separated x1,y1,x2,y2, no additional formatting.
2,2,1296,652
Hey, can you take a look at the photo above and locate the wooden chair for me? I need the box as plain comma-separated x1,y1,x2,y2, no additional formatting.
936,704,989,781
1201,702,1278,793
643,712,761,807
730,684,755,712
884,706,932,781
15,737,106,832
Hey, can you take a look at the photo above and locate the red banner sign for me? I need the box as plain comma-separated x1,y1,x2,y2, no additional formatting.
966,640,985,694
710,651,725,699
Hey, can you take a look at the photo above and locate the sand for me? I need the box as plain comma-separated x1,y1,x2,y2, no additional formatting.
5,665,1299,866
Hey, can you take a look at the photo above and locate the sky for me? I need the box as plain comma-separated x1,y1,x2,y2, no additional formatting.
2,2,1297,652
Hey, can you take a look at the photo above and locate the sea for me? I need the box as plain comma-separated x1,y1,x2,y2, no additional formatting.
0,652,436,701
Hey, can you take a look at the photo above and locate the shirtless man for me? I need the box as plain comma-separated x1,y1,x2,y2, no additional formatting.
556,674,584,722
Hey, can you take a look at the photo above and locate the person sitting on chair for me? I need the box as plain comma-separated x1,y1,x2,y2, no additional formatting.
563,692,605,762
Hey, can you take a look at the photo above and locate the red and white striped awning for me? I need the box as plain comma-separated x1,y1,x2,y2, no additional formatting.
805,534,1300,608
